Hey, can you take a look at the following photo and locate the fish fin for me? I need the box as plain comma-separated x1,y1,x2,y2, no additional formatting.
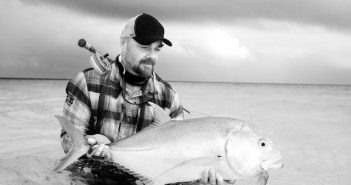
135,180,164,185
154,156,221,183
146,180,165,185
54,115,90,171
257,171,269,185
111,162,152,185
147,102,171,125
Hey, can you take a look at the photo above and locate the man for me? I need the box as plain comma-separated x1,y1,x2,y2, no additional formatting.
60,13,226,185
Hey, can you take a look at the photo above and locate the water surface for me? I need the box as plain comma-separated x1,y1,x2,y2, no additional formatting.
0,79,350,185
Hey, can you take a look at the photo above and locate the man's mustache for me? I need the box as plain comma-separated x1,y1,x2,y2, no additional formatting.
139,58,155,66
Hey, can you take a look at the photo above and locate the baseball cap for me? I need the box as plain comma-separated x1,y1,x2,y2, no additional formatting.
121,13,172,46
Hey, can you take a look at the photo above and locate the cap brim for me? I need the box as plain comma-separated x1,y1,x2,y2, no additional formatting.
162,38,172,46
134,37,172,46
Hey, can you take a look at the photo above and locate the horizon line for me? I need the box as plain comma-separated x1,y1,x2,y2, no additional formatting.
0,77,350,86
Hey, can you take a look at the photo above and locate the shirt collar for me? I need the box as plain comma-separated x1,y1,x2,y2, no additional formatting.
109,55,121,83
109,55,155,97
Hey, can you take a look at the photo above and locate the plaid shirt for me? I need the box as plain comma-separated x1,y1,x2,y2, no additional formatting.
60,59,183,152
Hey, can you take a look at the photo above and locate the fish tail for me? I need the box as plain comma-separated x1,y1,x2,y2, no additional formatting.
54,115,90,172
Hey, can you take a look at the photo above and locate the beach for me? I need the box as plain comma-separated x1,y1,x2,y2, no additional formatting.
0,79,350,185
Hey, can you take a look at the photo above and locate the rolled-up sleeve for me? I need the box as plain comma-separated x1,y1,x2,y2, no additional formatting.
60,72,91,153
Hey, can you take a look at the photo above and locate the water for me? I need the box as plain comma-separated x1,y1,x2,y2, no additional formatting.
0,79,350,185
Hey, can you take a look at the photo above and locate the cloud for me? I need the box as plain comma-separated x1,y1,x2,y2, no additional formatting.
0,0,123,78
162,23,253,66
2,0,351,84
157,20,351,84
205,29,250,60
18,0,351,31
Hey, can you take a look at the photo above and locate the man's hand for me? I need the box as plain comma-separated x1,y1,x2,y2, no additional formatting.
87,143,111,159
199,169,235,185
199,169,224,185
86,134,111,145
86,134,111,158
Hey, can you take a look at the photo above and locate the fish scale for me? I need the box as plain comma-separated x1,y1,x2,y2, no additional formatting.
105,117,246,184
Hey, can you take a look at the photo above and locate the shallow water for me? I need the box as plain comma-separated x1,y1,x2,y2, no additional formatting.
0,79,350,185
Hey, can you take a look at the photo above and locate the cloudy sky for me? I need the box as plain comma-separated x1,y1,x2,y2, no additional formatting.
1,0,351,84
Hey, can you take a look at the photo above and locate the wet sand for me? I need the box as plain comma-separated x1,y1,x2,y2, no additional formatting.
0,79,350,185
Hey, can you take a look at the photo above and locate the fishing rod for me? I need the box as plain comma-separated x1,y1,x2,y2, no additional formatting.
77,39,191,115
78,39,114,74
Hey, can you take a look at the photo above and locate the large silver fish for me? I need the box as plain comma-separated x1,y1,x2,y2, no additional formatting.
54,104,282,185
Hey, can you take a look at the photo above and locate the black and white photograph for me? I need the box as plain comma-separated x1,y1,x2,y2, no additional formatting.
0,0,350,185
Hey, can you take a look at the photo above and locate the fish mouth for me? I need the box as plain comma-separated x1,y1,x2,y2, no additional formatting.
260,154,283,170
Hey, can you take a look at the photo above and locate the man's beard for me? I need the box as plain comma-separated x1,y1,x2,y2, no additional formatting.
133,58,155,78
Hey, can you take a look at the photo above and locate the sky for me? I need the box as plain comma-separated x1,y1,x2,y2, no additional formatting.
1,0,351,85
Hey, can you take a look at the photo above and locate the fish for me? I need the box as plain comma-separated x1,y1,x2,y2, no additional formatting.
54,103,283,185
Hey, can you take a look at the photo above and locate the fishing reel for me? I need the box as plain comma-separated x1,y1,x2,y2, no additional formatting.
78,39,114,74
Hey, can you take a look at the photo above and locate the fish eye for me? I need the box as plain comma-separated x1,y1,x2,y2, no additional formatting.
258,138,267,148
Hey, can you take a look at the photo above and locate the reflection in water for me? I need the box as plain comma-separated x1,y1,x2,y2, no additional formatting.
66,157,138,185
66,157,198,185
